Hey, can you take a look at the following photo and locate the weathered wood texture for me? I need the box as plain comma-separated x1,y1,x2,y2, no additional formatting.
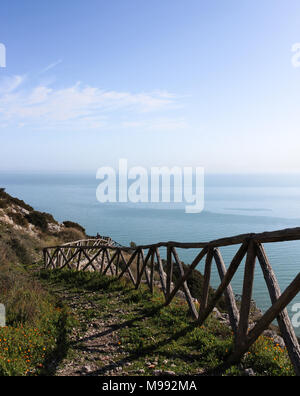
236,241,257,348
255,243,300,375
213,248,239,334
43,227,300,375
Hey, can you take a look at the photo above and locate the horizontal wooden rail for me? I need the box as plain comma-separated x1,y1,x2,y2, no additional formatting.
43,227,300,375
45,227,300,250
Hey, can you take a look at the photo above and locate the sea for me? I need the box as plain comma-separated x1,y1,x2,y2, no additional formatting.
1,172,300,335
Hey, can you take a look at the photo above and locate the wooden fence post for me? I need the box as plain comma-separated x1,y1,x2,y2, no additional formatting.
155,248,167,298
165,246,208,306
166,246,173,299
227,272,300,368
198,242,248,325
256,242,300,376
199,248,213,318
150,249,155,294
172,247,199,320
213,248,239,335
235,240,256,349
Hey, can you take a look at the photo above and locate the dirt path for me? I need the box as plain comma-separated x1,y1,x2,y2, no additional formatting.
52,287,135,376
42,274,263,377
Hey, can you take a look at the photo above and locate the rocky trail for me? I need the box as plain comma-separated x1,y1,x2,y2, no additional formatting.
51,286,135,376
39,271,292,377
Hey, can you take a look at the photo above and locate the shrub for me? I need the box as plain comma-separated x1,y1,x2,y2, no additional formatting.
7,211,28,228
40,212,57,224
0,199,7,209
0,254,48,326
9,197,33,212
62,221,85,234
0,188,7,198
0,188,33,212
0,221,41,270
7,237,32,266
25,211,49,232
55,227,85,243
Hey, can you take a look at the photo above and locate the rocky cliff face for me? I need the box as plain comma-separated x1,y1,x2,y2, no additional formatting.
0,188,86,242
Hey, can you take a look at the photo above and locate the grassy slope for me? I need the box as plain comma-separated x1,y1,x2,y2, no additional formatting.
0,190,85,376
38,269,294,376
0,222,77,375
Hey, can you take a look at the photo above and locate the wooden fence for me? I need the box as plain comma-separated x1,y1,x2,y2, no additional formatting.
43,227,300,375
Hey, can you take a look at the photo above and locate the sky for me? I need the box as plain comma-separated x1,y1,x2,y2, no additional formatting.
1,0,300,173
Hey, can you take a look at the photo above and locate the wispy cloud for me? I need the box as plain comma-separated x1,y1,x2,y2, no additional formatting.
0,75,26,94
0,75,185,131
41,59,63,73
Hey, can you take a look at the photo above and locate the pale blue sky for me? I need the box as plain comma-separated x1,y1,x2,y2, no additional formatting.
1,0,300,173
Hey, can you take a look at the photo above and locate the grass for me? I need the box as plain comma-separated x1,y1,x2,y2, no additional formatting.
0,265,76,376
0,222,77,376
0,301,75,376
0,191,90,376
37,269,295,376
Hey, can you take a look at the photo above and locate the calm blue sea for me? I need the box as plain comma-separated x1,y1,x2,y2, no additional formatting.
1,172,300,335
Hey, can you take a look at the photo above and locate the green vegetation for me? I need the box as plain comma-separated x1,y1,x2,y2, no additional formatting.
0,189,58,234
55,227,85,242
25,211,50,232
38,269,294,376
7,211,29,228
0,188,33,212
0,296,74,376
0,223,40,267
63,221,85,234
0,222,76,376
